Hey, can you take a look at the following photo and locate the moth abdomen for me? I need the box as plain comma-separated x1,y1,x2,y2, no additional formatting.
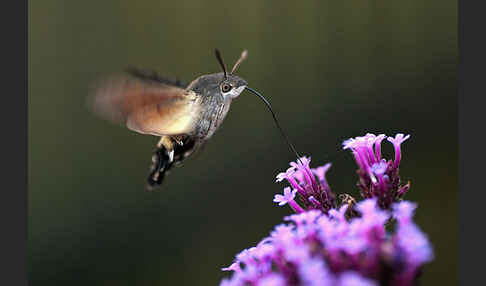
146,136,201,191
147,145,173,191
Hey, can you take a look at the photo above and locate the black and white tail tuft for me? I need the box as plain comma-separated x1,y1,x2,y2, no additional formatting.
146,146,173,191
145,137,199,191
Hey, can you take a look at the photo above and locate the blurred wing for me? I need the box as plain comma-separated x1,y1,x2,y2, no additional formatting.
90,71,200,136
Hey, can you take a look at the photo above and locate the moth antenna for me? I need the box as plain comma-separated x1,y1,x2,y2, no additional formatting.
231,49,248,74
214,49,228,79
245,87,301,159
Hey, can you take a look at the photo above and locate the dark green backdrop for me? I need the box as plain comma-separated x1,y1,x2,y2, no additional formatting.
29,1,457,285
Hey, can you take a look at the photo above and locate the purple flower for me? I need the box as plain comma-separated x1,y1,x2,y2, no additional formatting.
393,201,416,224
370,161,387,175
311,163,331,181
274,187,304,213
343,133,412,209
276,167,295,183
220,199,433,286
273,187,297,206
255,273,286,286
222,262,241,273
328,204,349,222
276,157,336,213
235,248,256,266
338,272,378,286
387,134,410,169
276,167,306,197
312,163,332,192
219,278,237,286
298,259,334,285
392,202,434,266
374,134,387,161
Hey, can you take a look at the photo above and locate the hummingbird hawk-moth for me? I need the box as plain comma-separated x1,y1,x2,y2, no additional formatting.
90,49,299,191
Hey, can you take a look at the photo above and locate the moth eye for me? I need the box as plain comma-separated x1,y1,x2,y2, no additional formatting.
221,83,232,93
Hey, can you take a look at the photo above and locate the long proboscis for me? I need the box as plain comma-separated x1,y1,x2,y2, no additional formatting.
245,87,301,159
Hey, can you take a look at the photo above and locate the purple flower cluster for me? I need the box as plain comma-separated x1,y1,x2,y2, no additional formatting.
220,199,433,286
343,133,411,209
220,133,433,286
275,157,336,213
273,133,411,214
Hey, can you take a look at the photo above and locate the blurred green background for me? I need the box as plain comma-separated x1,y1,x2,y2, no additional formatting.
29,1,457,285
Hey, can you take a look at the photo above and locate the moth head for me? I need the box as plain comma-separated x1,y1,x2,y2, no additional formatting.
219,74,248,99
214,49,248,99
186,49,249,99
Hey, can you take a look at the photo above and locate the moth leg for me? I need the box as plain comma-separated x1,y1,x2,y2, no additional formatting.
172,135,185,147
157,136,175,163
157,136,174,149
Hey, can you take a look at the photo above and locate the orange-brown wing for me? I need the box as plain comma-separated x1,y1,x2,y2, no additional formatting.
90,74,201,136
